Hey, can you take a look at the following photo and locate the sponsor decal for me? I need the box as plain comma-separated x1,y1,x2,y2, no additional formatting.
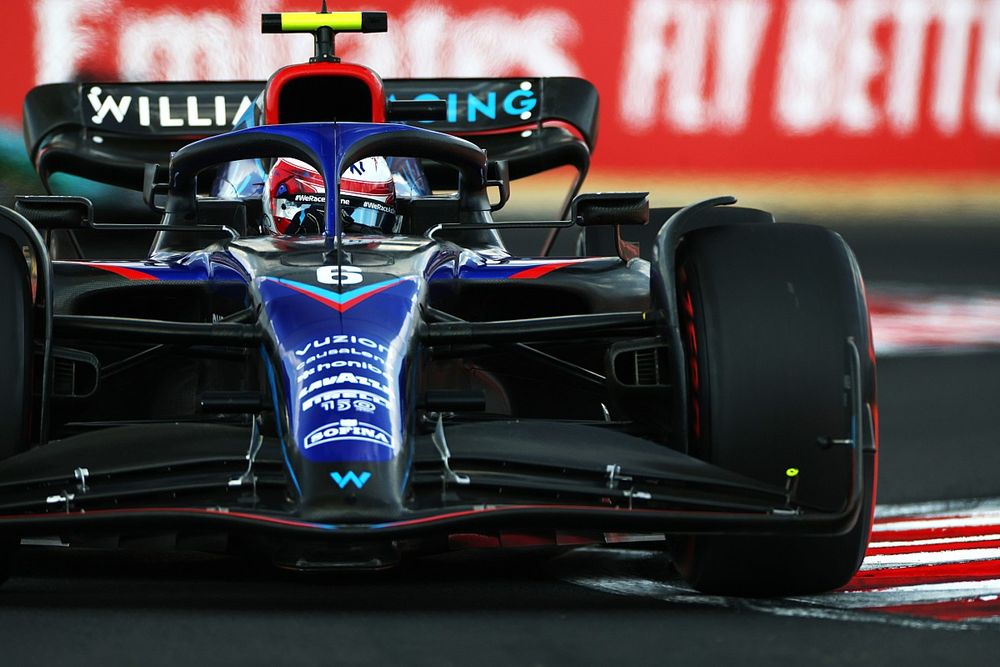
296,346,387,374
316,398,378,415
386,84,538,124
304,419,393,450
85,85,254,131
359,199,395,214
290,334,395,419
329,470,373,489
292,193,326,205
296,336,390,358
298,372,390,401
256,273,411,463
301,389,390,414
297,357,385,382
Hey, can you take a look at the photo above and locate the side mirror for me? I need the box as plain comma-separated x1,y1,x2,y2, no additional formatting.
571,192,649,227
572,192,649,261
143,163,170,211
14,195,93,230
485,159,510,212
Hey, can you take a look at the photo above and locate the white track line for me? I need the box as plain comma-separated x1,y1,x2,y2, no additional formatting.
798,579,1000,608
871,533,1000,548
873,515,1000,533
860,548,1000,569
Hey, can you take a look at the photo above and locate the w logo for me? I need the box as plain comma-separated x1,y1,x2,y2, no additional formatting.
330,471,372,489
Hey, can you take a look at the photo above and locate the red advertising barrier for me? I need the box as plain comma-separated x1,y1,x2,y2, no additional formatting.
2,0,999,177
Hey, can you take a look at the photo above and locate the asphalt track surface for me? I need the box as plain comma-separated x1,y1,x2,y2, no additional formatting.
1,223,999,665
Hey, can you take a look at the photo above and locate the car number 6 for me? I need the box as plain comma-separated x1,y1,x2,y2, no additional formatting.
317,266,363,285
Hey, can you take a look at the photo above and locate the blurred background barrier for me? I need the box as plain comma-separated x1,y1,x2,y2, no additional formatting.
1,0,999,219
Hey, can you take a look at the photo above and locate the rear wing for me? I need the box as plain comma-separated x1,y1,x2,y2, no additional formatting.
23,77,598,191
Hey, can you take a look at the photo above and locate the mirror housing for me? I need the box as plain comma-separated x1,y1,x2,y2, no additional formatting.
572,192,649,227
572,192,649,261
485,159,510,212
143,163,170,211
14,195,92,230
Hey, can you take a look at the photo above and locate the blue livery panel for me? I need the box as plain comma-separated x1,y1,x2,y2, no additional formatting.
258,275,420,464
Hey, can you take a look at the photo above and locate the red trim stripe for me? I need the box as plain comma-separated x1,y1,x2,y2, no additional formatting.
80,262,159,281
509,259,594,280
452,120,586,143
0,502,663,531
337,282,400,311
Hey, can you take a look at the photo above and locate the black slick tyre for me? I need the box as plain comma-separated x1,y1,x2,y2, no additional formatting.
672,223,877,596
0,237,33,460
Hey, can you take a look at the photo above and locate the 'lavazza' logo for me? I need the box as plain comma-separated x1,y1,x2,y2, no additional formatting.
304,419,392,450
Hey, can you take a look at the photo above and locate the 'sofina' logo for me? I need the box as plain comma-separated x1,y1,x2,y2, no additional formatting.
304,419,392,450
330,471,372,489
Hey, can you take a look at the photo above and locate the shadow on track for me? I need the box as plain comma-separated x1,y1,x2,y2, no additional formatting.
1,545,669,614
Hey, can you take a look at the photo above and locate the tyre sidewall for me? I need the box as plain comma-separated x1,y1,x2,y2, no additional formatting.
673,223,877,596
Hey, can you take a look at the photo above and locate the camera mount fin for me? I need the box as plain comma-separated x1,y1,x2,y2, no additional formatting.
261,9,388,63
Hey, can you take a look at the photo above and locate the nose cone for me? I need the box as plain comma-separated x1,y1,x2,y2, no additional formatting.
256,271,421,522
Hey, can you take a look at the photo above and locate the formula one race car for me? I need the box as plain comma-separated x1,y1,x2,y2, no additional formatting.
0,10,876,596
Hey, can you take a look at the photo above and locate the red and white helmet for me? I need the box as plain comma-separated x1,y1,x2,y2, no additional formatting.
340,157,396,232
262,156,396,235
262,158,326,235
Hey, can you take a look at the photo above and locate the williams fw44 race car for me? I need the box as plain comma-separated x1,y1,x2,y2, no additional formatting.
0,10,876,596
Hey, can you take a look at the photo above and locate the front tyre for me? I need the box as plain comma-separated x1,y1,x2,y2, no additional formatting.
672,223,877,596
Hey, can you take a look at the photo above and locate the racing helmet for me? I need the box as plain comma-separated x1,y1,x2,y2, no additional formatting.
340,157,397,232
262,157,397,235
262,158,326,235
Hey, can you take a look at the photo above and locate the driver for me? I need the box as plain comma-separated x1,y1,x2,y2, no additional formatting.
262,156,397,235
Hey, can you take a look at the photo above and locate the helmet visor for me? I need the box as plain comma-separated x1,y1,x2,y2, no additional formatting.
340,194,396,233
